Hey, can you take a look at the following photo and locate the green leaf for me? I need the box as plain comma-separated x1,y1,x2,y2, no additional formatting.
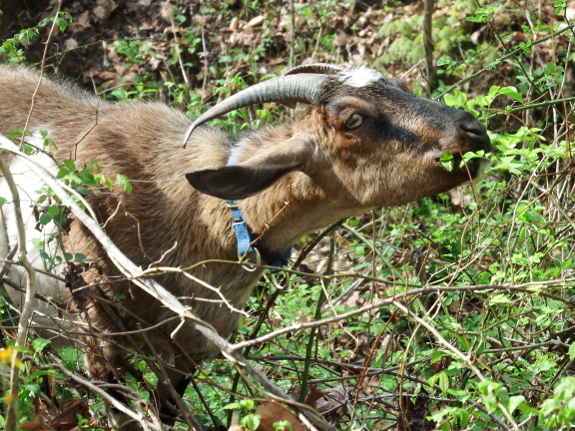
478,380,501,397
429,371,449,395
456,408,470,427
115,174,133,194
32,338,50,353
430,350,444,363
31,238,44,249
23,383,41,395
438,372,449,395
569,343,575,361
508,395,526,415
47,206,60,218
447,389,470,403
489,293,511,304
440,152,454,171
74,253,87,263
242,414,261,431
273,420,293,431
488,85,501,97
500,86,524,103
443,93,457,107
518,209,541,223
240,399,255,411
64,159,76,171
39,213,52,225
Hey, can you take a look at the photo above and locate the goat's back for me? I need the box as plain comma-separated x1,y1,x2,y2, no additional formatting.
0,65,249,358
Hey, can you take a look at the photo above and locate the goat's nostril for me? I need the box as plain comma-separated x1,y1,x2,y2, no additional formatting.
457,115,491,151
459,120,486,138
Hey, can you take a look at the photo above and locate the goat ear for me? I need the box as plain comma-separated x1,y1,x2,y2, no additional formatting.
186,135,312,200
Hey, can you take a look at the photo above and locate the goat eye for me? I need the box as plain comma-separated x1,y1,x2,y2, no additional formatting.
346,113,363,130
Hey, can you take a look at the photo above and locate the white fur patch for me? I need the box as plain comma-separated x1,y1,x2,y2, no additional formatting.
337,66,382,88
0,132,77,345
24,128,49,149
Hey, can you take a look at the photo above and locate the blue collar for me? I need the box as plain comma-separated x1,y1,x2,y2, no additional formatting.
226,148,291,268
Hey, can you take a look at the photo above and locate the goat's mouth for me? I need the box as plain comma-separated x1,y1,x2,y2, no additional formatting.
436,152,488,179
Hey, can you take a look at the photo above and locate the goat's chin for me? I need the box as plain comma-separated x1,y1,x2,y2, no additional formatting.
473,159,490,181
463,158,490,181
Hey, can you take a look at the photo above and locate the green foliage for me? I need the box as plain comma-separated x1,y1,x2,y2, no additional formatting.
554,0,567,15
539,377,575,427
273,420,293,431
0,12,71,63
223,399,261,430
466,4,502,23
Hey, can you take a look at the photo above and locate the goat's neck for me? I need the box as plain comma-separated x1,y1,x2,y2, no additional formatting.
238,173,362,255
217,125,367,256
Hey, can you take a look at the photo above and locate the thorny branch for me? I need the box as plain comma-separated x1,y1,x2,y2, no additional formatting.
391,300,516,431
232,278,575,351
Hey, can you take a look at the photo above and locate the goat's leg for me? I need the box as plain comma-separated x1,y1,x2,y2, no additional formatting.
154,353,206,430
82,336,143,431
157,373,192,424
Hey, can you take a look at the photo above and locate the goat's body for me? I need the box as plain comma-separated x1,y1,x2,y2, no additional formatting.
0,67,271,362
0,64,490,428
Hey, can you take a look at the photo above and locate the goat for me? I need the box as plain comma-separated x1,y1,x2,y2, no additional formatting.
0,63,490,428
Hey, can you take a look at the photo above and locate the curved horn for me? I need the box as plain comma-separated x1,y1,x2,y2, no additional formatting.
183,74,326,147
283,63,344,76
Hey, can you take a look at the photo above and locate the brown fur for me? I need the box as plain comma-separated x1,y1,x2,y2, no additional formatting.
0,65,489,424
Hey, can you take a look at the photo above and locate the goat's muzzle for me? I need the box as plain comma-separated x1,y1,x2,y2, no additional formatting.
455,109,491,153
435,109,491,179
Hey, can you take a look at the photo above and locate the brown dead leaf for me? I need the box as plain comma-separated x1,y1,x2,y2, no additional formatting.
433,355,452,375
245,15,265,28
122,72,138,83
64,38,78,51
70,10,91,32
93,0,118,20
333,32,348,47
229,28,262,48
255,403,306,431
305,385,346,414
294,310,310,324
21,416,47,431
342,289,360,308
164,26,185,38
160,2,175,22
114,64,126,76
96,70,118,82
50,399,90,430
568,2,575,21
82,67,102,84
404,1,425,15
